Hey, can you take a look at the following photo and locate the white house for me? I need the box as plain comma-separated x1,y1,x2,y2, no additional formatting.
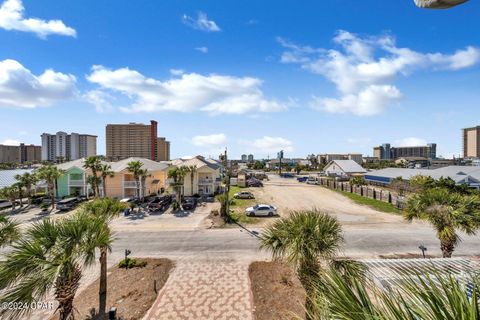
324,160,367,178
172,156,222,196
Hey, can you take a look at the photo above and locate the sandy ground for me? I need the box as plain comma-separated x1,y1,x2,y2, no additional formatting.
251,174,406,227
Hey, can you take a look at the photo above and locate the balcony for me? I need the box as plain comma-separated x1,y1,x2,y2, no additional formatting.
123,181,137,188
198,178,214,184
69,180,85,187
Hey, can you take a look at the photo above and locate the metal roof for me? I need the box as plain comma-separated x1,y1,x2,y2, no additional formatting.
362,258,479,291
365,166,480,184
0,169,34,188
325,160,367,173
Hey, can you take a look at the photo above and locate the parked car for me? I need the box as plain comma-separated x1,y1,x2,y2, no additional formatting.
234,191,255,199
280,172,294,178
247,179,263,187
245,204,277,217
146,195,172,212
0,199,12,211
297,176,308,182
182,197,197,210
201,194,215,203
56,197,79,211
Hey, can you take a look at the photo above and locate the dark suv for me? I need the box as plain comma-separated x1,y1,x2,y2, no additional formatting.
147,195,172,212
182,197,197,210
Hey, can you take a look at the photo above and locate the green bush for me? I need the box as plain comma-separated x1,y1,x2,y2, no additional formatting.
118,258,147,269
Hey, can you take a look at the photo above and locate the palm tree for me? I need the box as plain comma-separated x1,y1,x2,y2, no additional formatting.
168,166,188,208
14,172,38,205
0,186,19,211
260,210,344,318
187,165,197,196
36,165,66,211
83,156,102,197
11,182,24,207
99,163,115,198
126,160,144,199
86,175,102,199
81,198,125,317
311,267,480,319
0,215,19,247
138,168,151,200
0,213,105,320
405,187,480,258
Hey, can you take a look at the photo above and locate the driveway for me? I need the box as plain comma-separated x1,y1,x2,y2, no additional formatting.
111,202,218,232
252,174,404,227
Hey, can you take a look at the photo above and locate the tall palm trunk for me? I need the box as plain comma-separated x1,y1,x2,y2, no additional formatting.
298,259,321,320
440,239,454,258
99,246,108,316
191,172,194,196
55,264,82,320
50,183,55,210
27,186,32,206
102,176,107,198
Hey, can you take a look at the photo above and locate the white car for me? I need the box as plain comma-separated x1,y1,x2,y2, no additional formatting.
234,191,255,199
245,204,277,217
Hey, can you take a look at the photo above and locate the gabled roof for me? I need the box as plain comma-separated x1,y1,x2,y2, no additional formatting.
110,157,170,172
325,160,367,173
172,156,220,171
56,158,89,171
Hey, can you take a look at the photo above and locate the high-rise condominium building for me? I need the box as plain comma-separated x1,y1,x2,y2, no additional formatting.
373,143,437,160
0,143,41,164
106,120,170,161
463,126,480,158
41,132,97,162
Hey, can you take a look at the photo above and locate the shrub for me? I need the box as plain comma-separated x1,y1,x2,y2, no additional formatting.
118,258,147,269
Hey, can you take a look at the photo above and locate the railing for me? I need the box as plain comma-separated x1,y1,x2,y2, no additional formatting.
123,181,137,188
198,179,214,184
69,180,85,187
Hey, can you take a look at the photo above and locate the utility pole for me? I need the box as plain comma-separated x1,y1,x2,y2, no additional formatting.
278,150,283,176
222,148,230,222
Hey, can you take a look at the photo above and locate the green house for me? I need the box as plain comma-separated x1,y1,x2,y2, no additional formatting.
55,159,91,198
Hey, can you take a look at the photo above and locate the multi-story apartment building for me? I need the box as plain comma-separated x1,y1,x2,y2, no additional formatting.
0,143,41,164
106,120,170,161
157,137,170,161
41,132,97,162
463,126,480,158
373,143,437,160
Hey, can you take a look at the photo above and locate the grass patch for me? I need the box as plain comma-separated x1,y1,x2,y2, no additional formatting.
217,186,262,225
332,188,401,214
229,211,262,224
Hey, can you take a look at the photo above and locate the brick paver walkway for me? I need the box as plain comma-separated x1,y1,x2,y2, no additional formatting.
144,259,254,320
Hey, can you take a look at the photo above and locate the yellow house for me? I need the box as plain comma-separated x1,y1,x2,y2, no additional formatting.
103,157,170,199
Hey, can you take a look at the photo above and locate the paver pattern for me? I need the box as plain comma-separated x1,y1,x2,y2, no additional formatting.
144,259,253,320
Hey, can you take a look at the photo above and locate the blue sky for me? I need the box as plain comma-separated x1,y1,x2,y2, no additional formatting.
1,0,479,159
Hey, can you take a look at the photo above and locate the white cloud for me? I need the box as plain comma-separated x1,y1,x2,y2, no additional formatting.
195,46,208,53
1,139,20,145
83,90,114,113
86,65,287,115
394,137,428,147
191,133,227,147
245,136,294,153
170,69,185,76
0,59,77,108
279,30,480,116
182,12,220,32
0,0,76,38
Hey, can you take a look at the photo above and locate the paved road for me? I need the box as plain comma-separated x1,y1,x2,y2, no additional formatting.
111,226,480,261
